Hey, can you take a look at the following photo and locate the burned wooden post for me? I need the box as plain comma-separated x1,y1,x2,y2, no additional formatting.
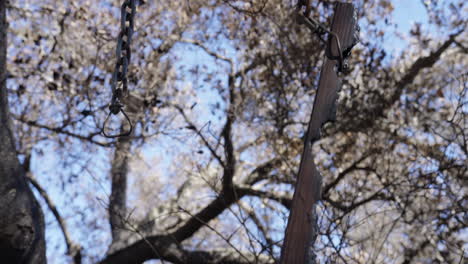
280,3,358,263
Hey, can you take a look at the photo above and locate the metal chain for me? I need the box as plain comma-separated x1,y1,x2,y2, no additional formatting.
103,0,136,138
296,1,358,73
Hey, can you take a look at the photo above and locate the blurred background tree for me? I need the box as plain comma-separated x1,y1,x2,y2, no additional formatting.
1,0,466,263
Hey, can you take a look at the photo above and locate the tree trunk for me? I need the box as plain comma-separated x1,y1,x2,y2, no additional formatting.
108,130,131,252
0,1,46,263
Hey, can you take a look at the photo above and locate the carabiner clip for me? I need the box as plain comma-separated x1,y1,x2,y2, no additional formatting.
102,103,133,138
297,12,349,73
325,31,347,73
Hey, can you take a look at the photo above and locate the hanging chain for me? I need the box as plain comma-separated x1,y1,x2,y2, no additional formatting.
102,0,136,138
296,1,358,73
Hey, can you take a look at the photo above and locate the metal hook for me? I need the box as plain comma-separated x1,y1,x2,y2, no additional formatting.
297,12,348,73
325,31,346,72
102,103,133,138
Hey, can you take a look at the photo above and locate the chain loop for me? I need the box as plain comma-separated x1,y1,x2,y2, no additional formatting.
102,0,136,138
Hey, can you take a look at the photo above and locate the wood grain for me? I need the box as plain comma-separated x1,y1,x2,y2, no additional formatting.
280,3,357,263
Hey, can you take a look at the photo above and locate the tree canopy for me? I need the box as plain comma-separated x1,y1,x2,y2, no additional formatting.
1,0,466,263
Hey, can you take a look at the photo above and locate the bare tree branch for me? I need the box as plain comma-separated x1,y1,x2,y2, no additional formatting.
12,115,112,147
175,104,225,167
98,158,280,264
26,174,82,264
238,187,292,209
179,39,234,68
100,233,273,264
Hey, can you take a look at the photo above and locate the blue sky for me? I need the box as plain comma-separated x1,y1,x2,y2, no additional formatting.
377,0,429,55
393,0,428,33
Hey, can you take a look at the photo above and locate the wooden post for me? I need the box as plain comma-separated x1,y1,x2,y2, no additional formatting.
280,3,357,263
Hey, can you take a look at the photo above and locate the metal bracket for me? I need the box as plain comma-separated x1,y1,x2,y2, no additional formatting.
297,11,358,73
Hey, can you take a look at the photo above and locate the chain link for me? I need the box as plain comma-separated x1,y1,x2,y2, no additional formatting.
112,0,136,103
102,0,136,138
